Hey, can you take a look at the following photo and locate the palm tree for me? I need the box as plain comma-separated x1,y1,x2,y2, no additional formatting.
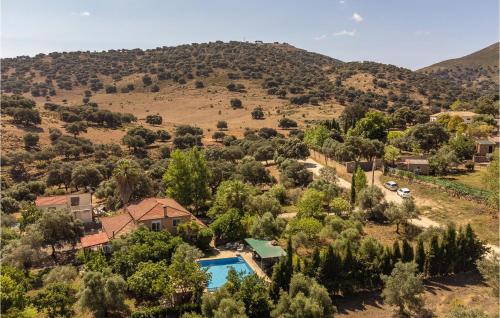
112,159,141,207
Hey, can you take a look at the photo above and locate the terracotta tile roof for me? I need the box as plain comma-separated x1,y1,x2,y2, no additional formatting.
126,197,191,221
80,232,109,248
100,213,137,239
35,195,67,207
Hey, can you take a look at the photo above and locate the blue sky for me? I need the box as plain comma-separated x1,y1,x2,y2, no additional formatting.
1,0,498,69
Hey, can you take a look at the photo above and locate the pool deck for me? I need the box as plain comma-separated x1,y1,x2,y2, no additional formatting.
199,248,270,282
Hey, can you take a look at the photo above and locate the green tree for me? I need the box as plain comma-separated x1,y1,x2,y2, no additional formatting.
303,125,330,151
382,262,425,317
354,166,367,194
65,121,87,137
482,150,499,208
127,261,170,303
71,165,103,190
401,240,414,263
297,189,325,219
429,145,459,175
210,208,245,243
36,209,83,257
34,283,77,318
78,270,129,318
414,238,425,273
477,255,499,296
330,197,350,215
164,147,211,211
269,238,293,300
348,111,390,140
384,145,400,166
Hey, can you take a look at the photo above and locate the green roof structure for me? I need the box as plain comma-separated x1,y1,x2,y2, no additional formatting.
244,238,287,259
476,139,495,145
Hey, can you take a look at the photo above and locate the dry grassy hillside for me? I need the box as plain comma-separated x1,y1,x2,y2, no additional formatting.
0,41,483,152
419,42,499,93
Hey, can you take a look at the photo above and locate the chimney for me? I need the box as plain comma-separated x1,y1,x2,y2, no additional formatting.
163,205,168,218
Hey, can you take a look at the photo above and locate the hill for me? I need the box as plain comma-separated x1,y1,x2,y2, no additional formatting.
0,41,482,151
419,42,499,93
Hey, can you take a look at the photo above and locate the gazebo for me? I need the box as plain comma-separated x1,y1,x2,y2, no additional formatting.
244,238,286,270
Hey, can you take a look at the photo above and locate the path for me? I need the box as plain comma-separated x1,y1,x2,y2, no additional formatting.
295,157,500,255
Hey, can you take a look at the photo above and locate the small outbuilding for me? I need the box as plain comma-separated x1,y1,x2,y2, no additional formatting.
398,159,430,175
244,238,286,271
475,140,496,156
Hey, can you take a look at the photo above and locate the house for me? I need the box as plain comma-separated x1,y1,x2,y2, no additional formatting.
398,159,430,175
35,193,93,223
475,139,496,156
429,111,476,124
80,197,204,249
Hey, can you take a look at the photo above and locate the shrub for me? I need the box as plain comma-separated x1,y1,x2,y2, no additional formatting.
230,98,243,109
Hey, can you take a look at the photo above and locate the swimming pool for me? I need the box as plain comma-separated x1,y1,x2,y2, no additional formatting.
198,256,255,290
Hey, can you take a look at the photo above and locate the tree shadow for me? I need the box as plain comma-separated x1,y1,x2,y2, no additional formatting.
334,290,385,315
424,271,487,295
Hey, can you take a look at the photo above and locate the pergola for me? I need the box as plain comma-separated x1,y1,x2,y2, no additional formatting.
244,238,286,269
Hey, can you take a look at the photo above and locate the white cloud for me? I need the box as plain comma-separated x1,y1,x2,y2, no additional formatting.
313,34,328,41
80,11,91,16
351,12,363,22
339,0,345,4
333,29,356,37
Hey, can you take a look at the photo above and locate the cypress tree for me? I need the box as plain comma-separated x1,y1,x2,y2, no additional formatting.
401,239,414,263
341,244,356,295
425,234,441,277
269,237,294,301
381,246,394,275
392,240,402,263
350,171,356,204
304,247,321,278
441,223,457,274
463,224,486,271
455,227,466,273
318,245,342,294
414,238,425,273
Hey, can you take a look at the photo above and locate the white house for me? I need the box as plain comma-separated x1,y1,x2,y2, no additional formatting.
35,193,93,223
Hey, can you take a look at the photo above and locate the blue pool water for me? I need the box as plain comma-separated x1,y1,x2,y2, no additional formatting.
198,257,254,290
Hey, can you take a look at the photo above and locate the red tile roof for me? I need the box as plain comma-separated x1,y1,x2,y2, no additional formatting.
80,232,109,248
100,213,137,239
126,197,192,221
35,195,67,207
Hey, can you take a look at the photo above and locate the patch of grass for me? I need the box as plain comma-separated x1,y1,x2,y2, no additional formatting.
442,166,489,191
380,175,498,244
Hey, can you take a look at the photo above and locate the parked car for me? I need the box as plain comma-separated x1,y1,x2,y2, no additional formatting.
384,181,398,191
397,188,411,198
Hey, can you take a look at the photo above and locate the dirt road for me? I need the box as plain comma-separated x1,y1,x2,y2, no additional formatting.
297,157,500,254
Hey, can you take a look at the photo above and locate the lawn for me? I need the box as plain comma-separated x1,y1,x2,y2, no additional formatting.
441,166,489,191
380,175,498,245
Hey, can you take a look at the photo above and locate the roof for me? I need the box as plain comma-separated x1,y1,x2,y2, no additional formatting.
244,238,287,259
430,111,476,117
405,159,429,165
476,139,496,145
100,213,137,239
126,197,192,221
35,195,67,207
80,232,109,248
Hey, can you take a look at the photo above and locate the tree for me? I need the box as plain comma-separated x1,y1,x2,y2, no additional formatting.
208,180,253,217
231,98,243,109
71,165,103,190
384,145,400,166
429,145,459,175
297,189,325,219
414,238,425,273
34,282,77,318
156,129,171,141
212,131,226,142
271,273,334,318
251,107,265,119
163,147,211,211
278,118,298,129
477,255,499,296
384,199,418,234
126,126,157,145
279,160,312,188
65,121,87,137
216,120,228,130
382,262,425,317
145,114,162,125
357,186,385,219
401,240,414,263
126,261,169,302
78,271,129,318
475,94,499,116
330,197,350,215
276,138,309,160
303,125,330,151
36,209,83,257
195,80,204,88
449,135,475,161
354,167,367,194
409,122,449,153
254,145,274,164
349,111,390,140
19,203,42,231
235,158,270,185
23,133,39,150
269,239,293,300
210,208,245,243
12,108,42,126
44,266,78,285
1,197,20,214
112,159,141,206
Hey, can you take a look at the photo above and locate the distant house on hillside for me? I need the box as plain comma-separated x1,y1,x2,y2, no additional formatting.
430,111,476,124
80,197,204,249
475,139,496,156
35,193,93,223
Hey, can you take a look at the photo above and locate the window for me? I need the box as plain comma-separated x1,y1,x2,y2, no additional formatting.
151,220,161,232
173,219,181,227
70,197,80,206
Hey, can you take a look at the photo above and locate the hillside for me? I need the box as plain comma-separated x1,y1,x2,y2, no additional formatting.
419,42,499,93
0,41,482,151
